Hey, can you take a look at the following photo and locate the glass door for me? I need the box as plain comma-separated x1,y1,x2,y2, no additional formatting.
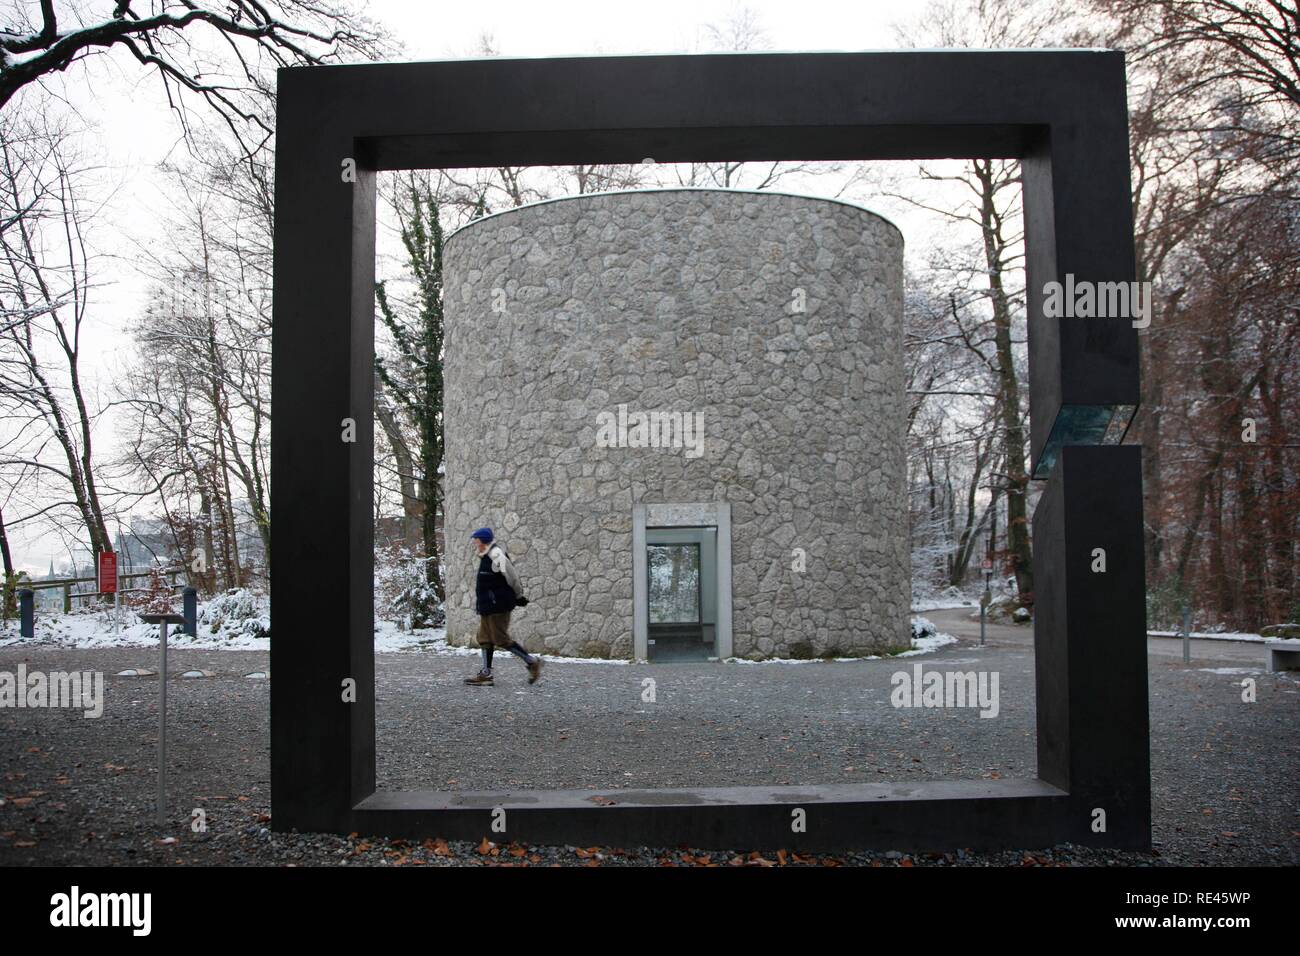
646,528,717,661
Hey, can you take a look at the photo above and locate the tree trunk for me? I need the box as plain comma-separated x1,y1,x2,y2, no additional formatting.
375,385,422,551
0,506,14,619
974,160,1033,606
1234,457,1266,631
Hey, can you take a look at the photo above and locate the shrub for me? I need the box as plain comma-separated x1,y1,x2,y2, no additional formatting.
375,546,445,631
199,588,270,639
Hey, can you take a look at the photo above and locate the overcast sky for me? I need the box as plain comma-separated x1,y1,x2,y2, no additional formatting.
7,0,989,571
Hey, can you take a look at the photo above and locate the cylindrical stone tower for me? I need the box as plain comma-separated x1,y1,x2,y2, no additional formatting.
443,187,908,660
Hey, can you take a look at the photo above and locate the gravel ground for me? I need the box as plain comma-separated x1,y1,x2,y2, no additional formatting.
0,620,1295,867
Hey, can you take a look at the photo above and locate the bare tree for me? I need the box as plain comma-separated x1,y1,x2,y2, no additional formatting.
0,1,385,159
0,109,113,564
115,131,275,589
889,0,1088,607
905,271,1004,592
1079,0,1300,592
1101,0,1300,167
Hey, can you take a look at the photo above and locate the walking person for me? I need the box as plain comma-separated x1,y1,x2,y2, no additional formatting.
464,527,542,686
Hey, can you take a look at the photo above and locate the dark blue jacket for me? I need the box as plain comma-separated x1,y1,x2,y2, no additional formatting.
475,547,517,615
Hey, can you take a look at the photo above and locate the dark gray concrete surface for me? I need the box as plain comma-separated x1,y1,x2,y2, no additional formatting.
0,618,1294,864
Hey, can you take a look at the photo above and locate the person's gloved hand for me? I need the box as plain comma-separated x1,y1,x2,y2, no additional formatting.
515,596,529,607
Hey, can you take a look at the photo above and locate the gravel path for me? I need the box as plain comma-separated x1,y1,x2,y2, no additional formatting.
1,621,1295,867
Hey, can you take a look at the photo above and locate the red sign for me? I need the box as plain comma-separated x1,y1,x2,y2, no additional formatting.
98,552,118,593
982,558,993,571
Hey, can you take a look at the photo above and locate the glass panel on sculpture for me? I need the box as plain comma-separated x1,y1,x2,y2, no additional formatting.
648,544,701,624
1033,404,1129,478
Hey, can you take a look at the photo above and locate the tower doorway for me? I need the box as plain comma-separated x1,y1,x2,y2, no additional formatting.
646,528,717,661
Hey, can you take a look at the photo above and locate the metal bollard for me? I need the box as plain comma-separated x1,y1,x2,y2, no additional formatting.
159,620,168,827
183,587,198,637
140,612,184,830
979,588,991,647
18,589,34,639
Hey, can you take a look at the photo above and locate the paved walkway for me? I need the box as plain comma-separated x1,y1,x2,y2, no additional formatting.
0,620,1296,865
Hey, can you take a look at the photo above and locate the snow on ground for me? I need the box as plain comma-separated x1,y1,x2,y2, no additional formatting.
1149,630,1277,643
911,597,979,612
373,621,631,665
373,619,452,653
900,631,961,656
0,610,271,651
911,587,981,613
378,621,631,664
727,622,958,663
2,610,957,662
0,611,632,663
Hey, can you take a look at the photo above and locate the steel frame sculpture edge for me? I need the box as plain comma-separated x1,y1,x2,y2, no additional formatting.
270,50,1150,851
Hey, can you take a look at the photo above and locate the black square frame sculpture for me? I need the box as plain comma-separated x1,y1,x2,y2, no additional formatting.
271,50,1149,852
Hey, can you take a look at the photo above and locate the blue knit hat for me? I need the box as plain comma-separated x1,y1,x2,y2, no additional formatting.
470,527,494,543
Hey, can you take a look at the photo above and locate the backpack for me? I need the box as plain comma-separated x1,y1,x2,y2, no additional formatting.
489,543,529,606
